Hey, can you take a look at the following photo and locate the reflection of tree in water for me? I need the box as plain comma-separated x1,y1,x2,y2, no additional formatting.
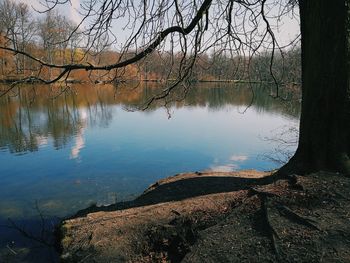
0,90,42,153
122,82,300,118
0,83,299,154
0,85,113,153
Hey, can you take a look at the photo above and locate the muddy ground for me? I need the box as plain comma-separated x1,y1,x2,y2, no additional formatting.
59,170,350,262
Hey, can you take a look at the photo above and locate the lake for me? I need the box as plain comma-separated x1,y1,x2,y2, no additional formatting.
0,82,299,261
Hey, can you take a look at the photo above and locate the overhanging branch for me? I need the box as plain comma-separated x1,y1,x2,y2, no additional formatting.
0,0,212,79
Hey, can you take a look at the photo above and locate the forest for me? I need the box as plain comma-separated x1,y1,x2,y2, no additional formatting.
0,0,300,85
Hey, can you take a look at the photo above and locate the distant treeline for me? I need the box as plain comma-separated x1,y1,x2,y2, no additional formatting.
142,48,301,84
0,0,301,84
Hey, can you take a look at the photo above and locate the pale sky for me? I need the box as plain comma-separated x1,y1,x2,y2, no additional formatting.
15,0,300,51
17,0,81,23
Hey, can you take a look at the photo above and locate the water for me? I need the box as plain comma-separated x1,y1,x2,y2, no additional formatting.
0,82,299,261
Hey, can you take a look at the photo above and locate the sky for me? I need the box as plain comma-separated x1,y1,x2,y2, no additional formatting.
15,0,300,51
17,0,81,23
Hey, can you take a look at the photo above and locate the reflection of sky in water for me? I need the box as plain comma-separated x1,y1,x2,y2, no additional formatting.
70,109,87,160
0,85,299,219
230,155,248,162
210,154,249,171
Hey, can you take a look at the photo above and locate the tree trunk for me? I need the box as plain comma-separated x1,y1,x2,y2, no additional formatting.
279,0,350,175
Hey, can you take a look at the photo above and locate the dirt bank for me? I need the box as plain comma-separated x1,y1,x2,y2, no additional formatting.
59,170,350,262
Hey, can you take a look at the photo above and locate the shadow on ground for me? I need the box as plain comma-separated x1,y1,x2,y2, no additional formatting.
73,171,275,218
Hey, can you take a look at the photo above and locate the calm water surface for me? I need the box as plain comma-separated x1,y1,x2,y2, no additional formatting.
0,83,299,261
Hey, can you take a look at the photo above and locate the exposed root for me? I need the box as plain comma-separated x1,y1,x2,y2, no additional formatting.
262,196,281,260
274,153,310,177
284,174,304,191
276,204,320,231
251,190,282,261
248,187,278,198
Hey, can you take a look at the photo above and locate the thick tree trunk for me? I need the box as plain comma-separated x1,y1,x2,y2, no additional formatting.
279,0,350,175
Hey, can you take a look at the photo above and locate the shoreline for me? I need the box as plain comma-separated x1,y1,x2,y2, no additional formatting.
0,78,288,85
57,170,350,262
66,170,272,219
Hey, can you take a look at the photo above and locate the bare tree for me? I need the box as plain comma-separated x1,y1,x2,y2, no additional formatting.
35,10,82,78
0,0,20,74
0,0,35,74
15,2,36,74
0,0,18,45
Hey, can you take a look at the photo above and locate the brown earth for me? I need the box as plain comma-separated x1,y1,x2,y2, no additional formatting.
59,170,350,262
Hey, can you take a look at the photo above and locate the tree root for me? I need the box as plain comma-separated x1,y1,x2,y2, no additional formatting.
284,174,304,191
276,204,320,231
260,196,281,260
249,185,321,261
248,187,278,198
274,153,313,177
251,189,282,261
248,174,324,261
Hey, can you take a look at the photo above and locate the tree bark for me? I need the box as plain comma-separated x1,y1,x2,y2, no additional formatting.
279,0,350,175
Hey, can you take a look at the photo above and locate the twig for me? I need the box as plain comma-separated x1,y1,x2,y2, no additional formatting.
7,218,53,247
6,244,17,255
78,253,92,263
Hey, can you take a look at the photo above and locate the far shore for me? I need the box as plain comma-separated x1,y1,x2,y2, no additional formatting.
0,77,292,85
